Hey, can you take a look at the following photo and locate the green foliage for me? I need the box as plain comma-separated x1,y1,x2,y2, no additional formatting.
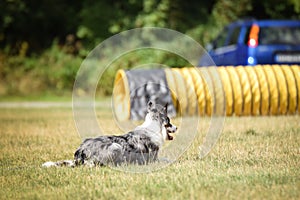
0,0,300,97
262,0,299,19
212,0,253,28
0,41,82,96
1,0,299,53
0,0,82,53
289,0,300,13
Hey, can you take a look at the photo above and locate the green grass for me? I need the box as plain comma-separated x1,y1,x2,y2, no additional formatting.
0,93,110,102
0,93,72,102
0,104,299,199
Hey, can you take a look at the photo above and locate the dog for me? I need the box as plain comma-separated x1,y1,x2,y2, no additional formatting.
42,101,177,167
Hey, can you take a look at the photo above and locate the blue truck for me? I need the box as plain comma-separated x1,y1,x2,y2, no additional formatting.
199,19,300,66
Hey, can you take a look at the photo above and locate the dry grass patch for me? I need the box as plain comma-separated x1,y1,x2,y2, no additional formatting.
0,106,299,199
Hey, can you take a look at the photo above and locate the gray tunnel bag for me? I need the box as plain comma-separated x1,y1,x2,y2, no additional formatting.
125,69,176,120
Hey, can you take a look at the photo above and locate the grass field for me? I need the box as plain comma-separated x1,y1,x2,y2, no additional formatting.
0,102,299,199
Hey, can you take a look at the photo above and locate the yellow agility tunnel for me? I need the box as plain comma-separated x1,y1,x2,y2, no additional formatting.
113,65,300,120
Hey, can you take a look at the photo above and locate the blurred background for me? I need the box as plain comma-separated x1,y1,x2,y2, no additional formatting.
1,0,299,99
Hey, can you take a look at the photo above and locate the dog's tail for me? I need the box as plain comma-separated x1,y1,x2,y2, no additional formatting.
42,148,91,168
42,160,75,168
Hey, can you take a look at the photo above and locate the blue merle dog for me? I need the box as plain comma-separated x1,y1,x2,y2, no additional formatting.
42,101,177,167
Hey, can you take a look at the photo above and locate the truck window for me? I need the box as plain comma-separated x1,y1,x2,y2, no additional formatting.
259,26,300,45
228,27,241,45
214,27,229,49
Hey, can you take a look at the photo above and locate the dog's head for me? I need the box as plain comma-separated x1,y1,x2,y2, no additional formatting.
147,101,177,140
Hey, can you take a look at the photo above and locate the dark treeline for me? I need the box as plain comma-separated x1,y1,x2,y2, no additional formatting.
1,0,299,56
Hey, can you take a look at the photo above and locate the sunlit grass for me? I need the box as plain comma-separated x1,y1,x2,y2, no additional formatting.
0,105,299,199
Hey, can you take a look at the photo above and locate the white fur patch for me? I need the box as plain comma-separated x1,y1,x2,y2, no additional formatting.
135,113,164,147
42,161,57,168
